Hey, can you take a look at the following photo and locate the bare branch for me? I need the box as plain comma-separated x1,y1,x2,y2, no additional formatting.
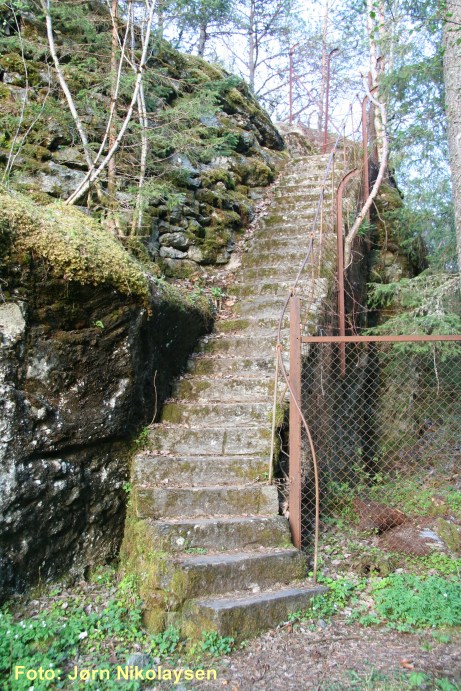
65,0,156,206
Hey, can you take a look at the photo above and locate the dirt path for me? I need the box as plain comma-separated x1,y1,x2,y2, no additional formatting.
196,621,461,690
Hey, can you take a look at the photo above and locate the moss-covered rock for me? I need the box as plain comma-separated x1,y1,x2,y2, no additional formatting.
0,191,149,302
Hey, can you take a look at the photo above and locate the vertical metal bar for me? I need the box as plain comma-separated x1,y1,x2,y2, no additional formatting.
323,48,339,154
289,295,302,549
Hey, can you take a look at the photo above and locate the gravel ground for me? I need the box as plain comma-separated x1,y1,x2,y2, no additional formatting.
195,621,461,690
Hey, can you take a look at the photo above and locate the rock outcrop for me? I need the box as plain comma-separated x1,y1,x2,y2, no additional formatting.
0,4,286,277
0,195,211,600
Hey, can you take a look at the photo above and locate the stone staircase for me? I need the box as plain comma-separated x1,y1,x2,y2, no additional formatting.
127,153,337,642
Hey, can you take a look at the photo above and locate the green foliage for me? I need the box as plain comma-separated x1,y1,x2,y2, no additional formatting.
371,574,461,631
367,271,461,342
289,575,365,623
149,626,181,657
0,571,148,690
196,631,234,657
132,427,150,451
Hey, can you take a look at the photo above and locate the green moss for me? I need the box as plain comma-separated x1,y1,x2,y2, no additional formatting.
435,519,460,551
0,83,11,101
201,168,236,190
184,54,226,82
22,144,52,162
0,190,149,302
0,53,42,86
235,158,274,187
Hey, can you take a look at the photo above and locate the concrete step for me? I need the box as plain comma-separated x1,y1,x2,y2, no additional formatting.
161,401,272,427
272,191,327,205
173,375,274,402
245,234,317,252
242,247,312,268
232,295,289,316
143,515,291,552
135,483,279,519
183,583,328,642
167,548,306,601
148,424,273,456
187,354,275,378
134,453,269,486
214,318,281,338
238,264,306,282
201,334,281,358
228,278,311,297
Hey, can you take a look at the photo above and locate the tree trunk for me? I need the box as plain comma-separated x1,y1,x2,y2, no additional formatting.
366,0,385,163
108,0,118,207
443,0,461,275
156,0,164,39
197,22,207,56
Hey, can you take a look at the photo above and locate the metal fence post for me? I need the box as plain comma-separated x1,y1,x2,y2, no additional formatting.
289,295,302,549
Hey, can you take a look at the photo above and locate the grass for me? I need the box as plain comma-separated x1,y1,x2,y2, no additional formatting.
0,567,234,690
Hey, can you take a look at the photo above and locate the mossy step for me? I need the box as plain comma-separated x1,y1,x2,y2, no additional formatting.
213,322,287,342
173,375,274,403
147,425,273,456
134,484,279,519
233,296,290,317
182,583,328,642
142,515,291,552
273,191,329,204
161,401,272,426
134,453,269,487
258,218,335,234
201,335,283,357
165,549,306,601
214,315,286,335
228,278,311,297
238,264,307,281
187,354,275,377
246,234,322,252
242,247,313,268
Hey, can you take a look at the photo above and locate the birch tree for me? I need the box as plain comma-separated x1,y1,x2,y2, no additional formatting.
443,0,461,275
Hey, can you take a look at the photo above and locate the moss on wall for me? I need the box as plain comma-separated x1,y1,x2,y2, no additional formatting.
0,190,149,302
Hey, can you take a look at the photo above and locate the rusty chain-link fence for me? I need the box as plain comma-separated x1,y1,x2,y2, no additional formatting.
295,334,461,555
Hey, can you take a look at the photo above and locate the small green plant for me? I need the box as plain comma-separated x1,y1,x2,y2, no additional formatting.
149,625,181,658
372,574,461,631
93,319,104,329
184,547,207,554
122,481,131,495
0,569,149,690
132,426,150,450
288,575,365,623
199,631,234,657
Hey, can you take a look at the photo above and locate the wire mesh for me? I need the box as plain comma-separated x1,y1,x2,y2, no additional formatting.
298,339,461,554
